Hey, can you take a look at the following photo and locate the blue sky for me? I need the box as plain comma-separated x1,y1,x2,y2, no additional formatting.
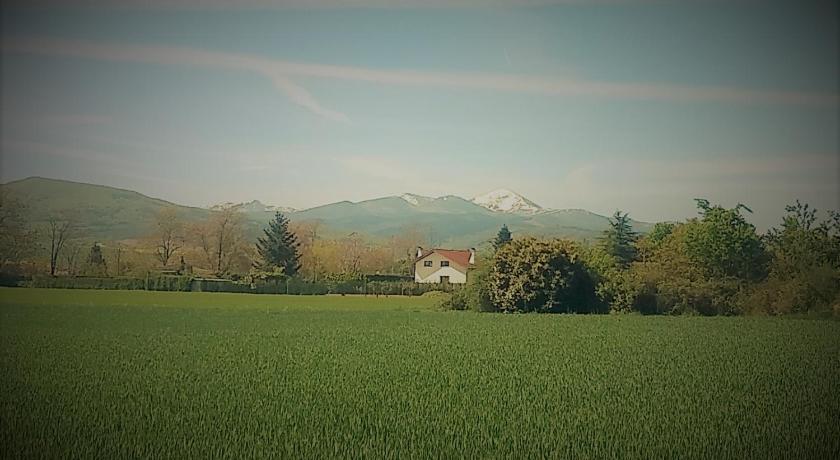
1,0,837,228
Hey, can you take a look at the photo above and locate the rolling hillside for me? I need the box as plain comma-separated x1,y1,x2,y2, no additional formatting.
1,177,653,246
1,177,210,240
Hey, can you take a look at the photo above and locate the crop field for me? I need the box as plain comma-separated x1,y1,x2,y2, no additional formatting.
1,288,838,458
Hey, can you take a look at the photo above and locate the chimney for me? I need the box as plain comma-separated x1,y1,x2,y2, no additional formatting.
416,247,424,259
469,248,476,265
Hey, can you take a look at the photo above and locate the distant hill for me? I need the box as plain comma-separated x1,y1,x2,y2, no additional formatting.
1,177,210,240
1,177,653,246
290,192,653,247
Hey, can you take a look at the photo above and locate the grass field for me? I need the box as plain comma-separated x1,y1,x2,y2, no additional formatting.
1,288,838,458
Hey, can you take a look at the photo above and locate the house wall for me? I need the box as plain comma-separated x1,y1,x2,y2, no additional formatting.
414,252,468,284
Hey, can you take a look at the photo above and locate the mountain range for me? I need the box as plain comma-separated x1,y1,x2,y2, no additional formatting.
1,177,653,247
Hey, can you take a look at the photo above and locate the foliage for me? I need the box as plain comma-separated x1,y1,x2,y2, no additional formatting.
441,254,496,312
489,237,599,313
599,210,638,267
85,242,108,276
582,244,638,313
0,191,38,273
255,212,301,276
492,224,512,251
1,289,838,458
745,201,840,314
23,275,193,291
684,199,767,281
637,221,675,261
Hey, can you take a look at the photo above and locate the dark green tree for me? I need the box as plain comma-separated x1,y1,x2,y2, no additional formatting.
493,224,512,250
255,212,301,277
600,210,638,267
685,199,766,281
86,242,107,276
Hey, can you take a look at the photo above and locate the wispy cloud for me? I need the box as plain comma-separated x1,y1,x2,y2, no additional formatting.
2,37,350,123
3,36,838,125
5,0,649,10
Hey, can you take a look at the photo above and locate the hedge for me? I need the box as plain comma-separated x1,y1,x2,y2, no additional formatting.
16,275,457,296
24,275,192,291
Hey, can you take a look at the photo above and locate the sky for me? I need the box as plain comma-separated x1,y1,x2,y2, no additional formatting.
1,0,838,228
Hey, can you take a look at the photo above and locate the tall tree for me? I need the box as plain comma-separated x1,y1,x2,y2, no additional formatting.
86,242,108,276
493,225,512,250
194,204,249,275
47,216,75,276
600,210,638,267
685,199,766,281
61,240,83,276
153,207,184,267
255,212,301,276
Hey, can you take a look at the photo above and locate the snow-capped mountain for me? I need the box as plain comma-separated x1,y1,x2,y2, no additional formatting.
471,189,543,214
210,200,296,214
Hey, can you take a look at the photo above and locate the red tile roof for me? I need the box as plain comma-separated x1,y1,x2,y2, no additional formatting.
417,249,473,268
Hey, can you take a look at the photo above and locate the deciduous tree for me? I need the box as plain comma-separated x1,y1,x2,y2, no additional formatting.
47,216,75,276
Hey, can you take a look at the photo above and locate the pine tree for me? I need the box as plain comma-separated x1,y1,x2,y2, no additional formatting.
255,212,300,276
493,224,512,250
600,210,638,267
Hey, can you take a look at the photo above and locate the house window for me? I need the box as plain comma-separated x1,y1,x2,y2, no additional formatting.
440,276,450,284
440,261,449,267
423,261,433,267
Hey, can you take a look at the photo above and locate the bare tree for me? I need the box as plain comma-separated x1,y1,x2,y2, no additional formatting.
61,240,83,276
191,204,248,275
340,232,365,275
47,216,75,276
113,244,123,276
153,207,184,267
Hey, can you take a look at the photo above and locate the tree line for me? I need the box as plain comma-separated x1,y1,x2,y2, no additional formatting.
2,191,838,315
0,196,426,282
445,200,840,316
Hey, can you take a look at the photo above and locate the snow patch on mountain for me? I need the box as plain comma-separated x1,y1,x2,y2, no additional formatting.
400,193,433,206
210,200,296,214
471,189,543,214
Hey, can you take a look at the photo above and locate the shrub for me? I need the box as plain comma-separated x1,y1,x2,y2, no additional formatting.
489,237,599,313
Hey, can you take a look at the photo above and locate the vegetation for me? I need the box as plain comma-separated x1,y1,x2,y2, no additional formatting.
0,191,38,273
255,212,300,276
151,207,185,267
492,224,512,250
489,238,599,313
1,288,837,458
2,178,838,315
600,210,638,267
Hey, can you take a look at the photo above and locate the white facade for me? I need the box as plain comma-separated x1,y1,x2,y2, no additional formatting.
414,265,468,284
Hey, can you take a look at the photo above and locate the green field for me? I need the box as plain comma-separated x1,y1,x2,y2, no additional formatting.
1,288,838,458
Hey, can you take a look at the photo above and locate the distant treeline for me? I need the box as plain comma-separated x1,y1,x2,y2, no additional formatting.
2,191,838,315
443,200,840,316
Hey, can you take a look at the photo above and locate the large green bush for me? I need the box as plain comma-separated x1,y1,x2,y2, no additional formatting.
489,238,600,313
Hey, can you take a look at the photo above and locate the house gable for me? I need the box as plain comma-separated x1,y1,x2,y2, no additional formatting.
414,248,474,284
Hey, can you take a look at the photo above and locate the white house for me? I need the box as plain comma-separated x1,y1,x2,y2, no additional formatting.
414,248,475,284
